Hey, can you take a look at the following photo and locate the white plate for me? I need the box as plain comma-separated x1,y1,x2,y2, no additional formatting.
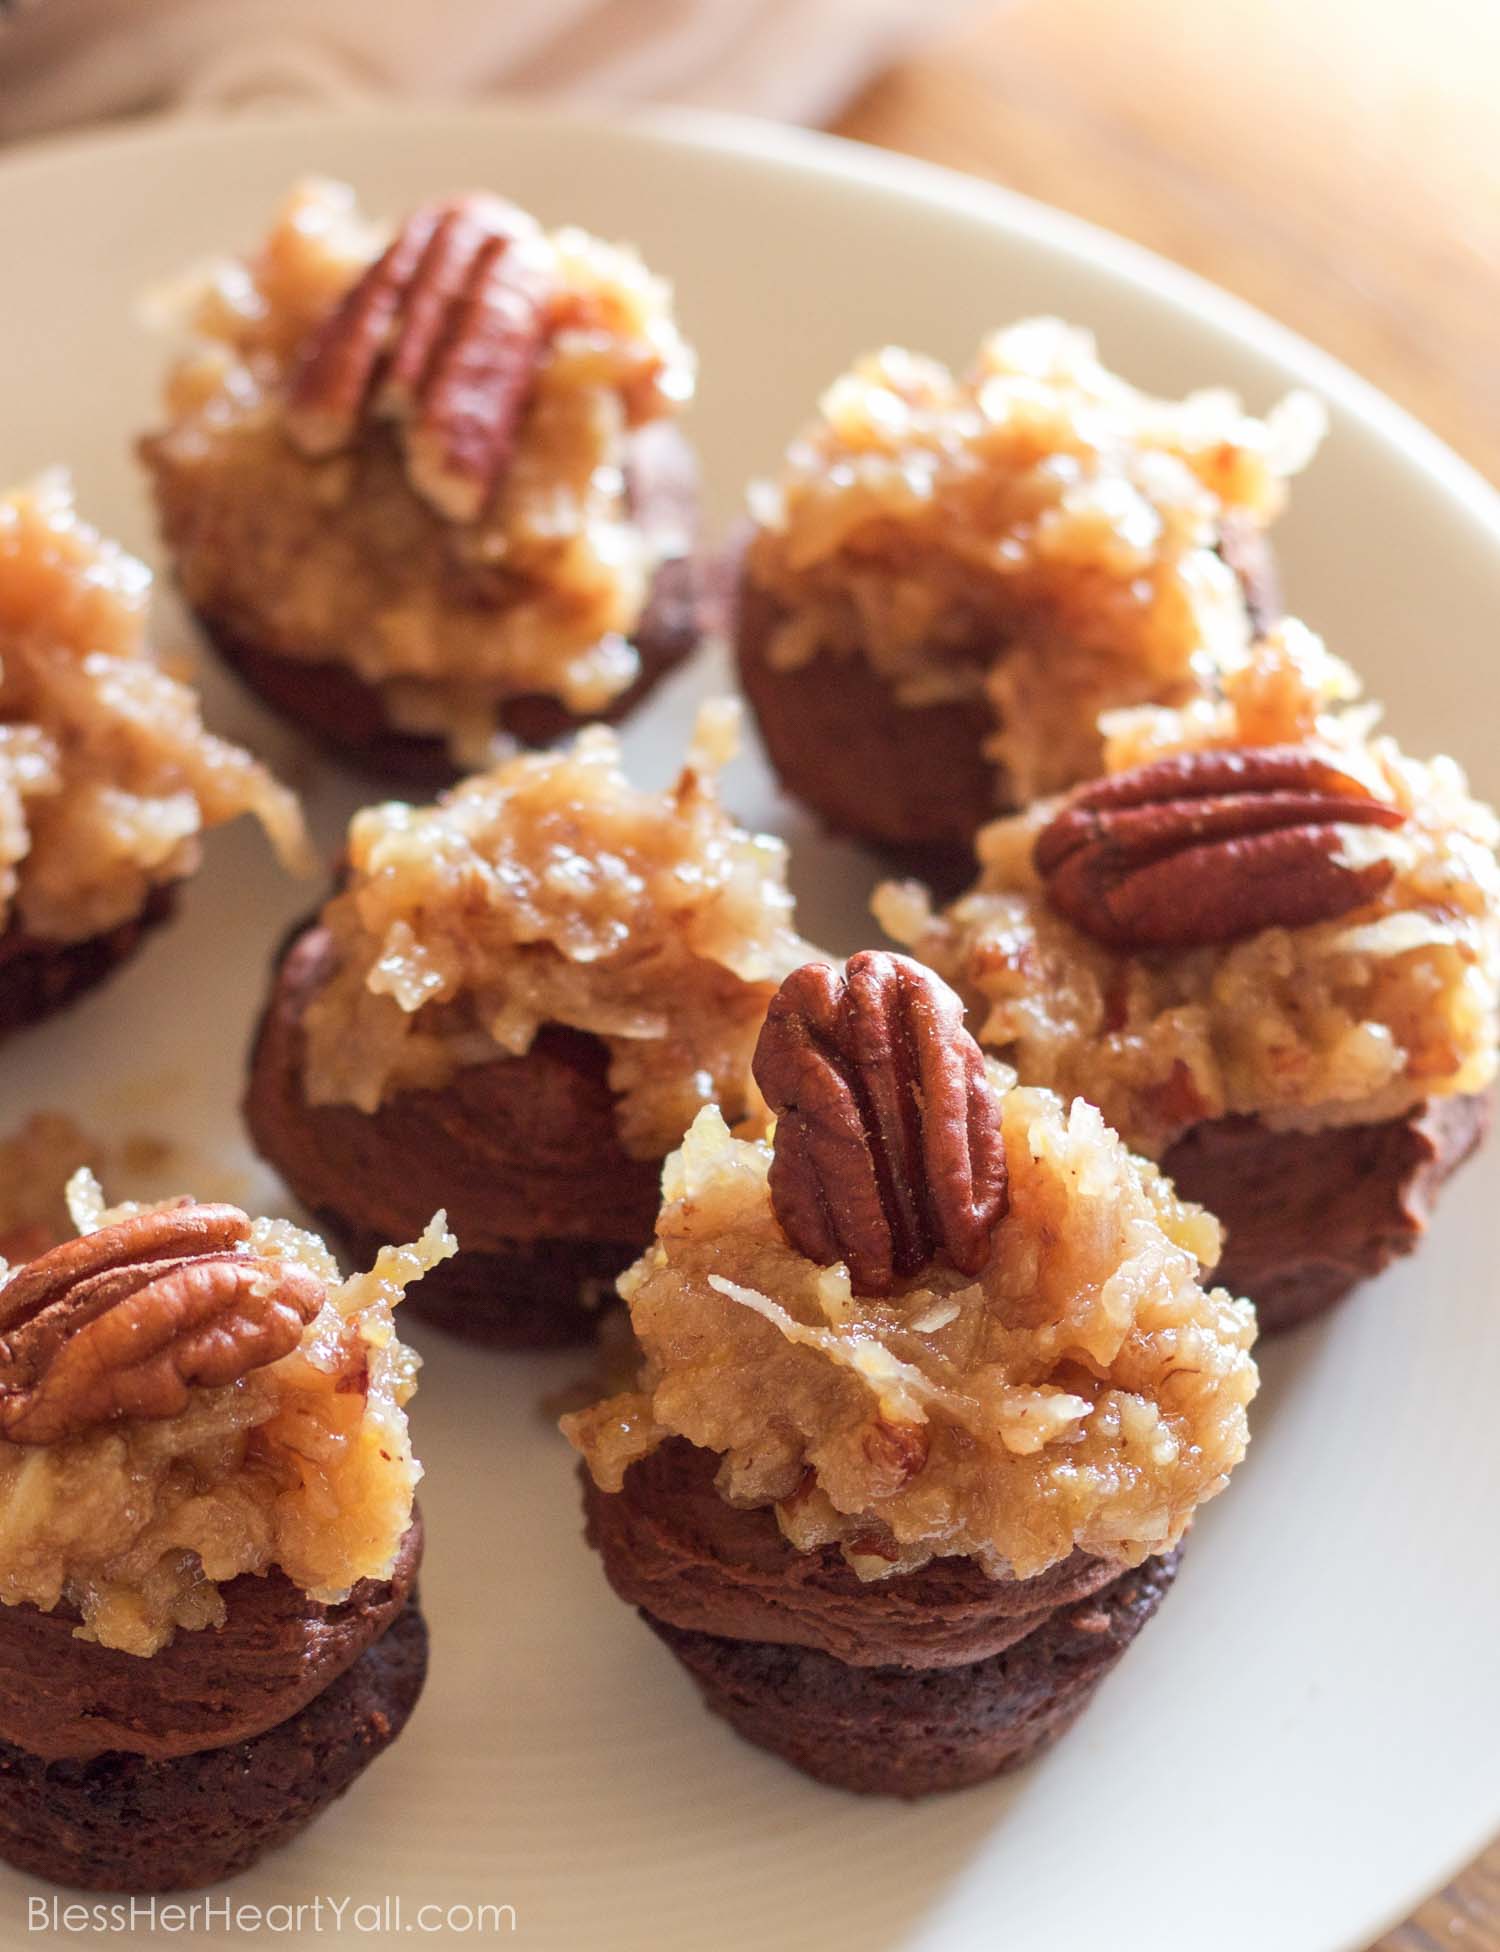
0,104,1496,1952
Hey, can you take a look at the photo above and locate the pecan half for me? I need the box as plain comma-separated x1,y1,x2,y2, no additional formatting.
284,193,552,523
0,1203,325,1445
752,952,1008,1295
1034,745,1406,951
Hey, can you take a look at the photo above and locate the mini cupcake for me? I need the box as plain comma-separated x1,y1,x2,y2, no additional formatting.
247,703,816,1347
142,179,704,781
0,1173,448,1890
0,476,306,1036
878,625,1500,1332
736,320,1322,875
565,951,1257,1796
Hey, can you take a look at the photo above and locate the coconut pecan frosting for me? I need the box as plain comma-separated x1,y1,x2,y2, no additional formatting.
743,319,1324,804
298,702,814,1162
567,951,1256,1583
0,1177,451,1656
878,623,1500,1157
142,178,697,755
0,475,307,946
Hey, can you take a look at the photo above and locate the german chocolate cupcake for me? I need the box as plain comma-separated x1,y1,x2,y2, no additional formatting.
878,625,1500,1332
0,1174,447,1890
247,703,816,1347
141,178,703,781
736,320,1322,875
565,951,1257,1796
0,475,306,1037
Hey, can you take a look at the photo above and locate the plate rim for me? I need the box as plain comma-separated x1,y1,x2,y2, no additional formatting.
1,93,1497,551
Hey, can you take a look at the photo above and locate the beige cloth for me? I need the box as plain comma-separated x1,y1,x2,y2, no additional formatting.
0,0,980,138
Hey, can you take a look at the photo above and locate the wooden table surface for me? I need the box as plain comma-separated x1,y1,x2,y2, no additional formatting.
837,3,1498,1948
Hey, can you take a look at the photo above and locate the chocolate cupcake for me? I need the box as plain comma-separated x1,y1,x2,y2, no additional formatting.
142,179,704,782
736,322,1322,875
0,1175,449,1889
565,952,1257,1796
878,623,1500,1332
0,476,307,1036
247,703,818,1347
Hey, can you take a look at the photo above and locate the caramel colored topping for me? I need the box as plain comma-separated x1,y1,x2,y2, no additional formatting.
0,475,307,945
301,704,813,1161
566,1090,1252,1582
745,320,1322,803
878,624,1500,1155
0,1179,451,1655
144,178,696,755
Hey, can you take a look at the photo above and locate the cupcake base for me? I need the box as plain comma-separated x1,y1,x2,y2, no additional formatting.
197,423,704,786
246,923,661,1347
736,572,997,888
325,1219,645,1349
1162,1090,1491,1334
0,883,176,1041
734,521,1281,880
0,1598,427,1892
648,1553,1178,1798
583,1442,1179,1798
0,1515,423,1764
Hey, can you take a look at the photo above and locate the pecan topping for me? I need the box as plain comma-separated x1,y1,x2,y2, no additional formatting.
862,1416,931,1492
0,1203,325,1445
1034,745,1406,951
284,193,552,524
752,952,1008,1296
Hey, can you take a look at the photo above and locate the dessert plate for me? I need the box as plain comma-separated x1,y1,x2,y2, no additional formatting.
1,103,1497,1952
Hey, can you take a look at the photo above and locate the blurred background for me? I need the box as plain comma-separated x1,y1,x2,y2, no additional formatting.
1,0,1494,485
835,0,1497,487
0,0,1495,1943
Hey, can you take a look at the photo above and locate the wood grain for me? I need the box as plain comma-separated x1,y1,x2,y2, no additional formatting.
836,3,1498,1946
838,0,1499,482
